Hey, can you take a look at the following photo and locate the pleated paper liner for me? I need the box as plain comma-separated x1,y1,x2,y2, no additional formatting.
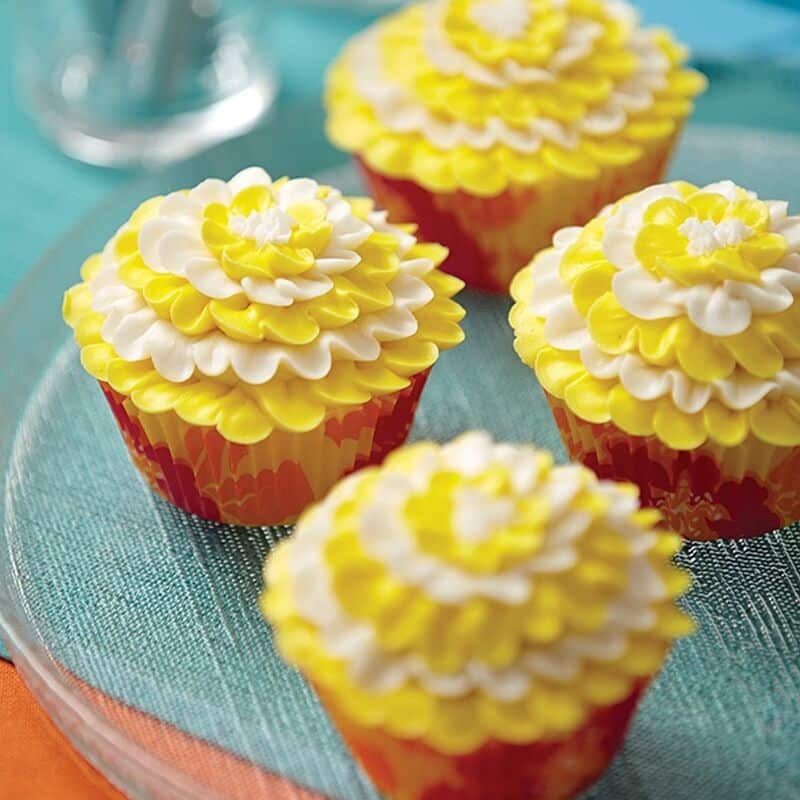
547,393,800,541
356,132,680,294
99,369,429,526
315,681,646,800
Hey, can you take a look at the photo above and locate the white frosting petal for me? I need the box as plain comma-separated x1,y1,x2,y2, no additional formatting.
543,297,591,350
685,285,752,337
469,0,531,39
189,178,233,207
184,257,242,300
612,267,684,319
227,167,272,195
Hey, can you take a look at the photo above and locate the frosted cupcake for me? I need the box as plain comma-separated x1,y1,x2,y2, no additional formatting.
63,168,465,526
262,432,693,800
511,179,800,540
326,0,706,293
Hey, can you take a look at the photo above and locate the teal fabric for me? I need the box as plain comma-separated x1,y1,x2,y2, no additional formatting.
2,120,800,798
0,0,800,787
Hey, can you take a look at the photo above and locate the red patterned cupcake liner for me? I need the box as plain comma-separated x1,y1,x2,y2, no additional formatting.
547,393,800,541
99,369,430,526
318,682,645,800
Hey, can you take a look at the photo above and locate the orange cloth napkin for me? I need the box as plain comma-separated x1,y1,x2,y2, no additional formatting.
0,659,126,799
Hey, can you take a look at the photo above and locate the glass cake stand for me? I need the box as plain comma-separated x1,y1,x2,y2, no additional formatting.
1,111,800,799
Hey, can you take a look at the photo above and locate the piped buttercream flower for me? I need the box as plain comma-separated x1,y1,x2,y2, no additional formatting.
263,432,693,753
326,0,706,195
63,168,465,445
511,180,800,450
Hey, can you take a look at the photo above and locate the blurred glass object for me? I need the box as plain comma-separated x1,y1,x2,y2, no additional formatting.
14,0,277,168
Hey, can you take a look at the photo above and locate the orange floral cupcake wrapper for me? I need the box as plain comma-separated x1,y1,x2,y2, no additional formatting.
547,393,800,541
357,133,679,294
99,369,429,526
316,682,645,800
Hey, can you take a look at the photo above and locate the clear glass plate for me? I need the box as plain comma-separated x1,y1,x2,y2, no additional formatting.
1,119,800,800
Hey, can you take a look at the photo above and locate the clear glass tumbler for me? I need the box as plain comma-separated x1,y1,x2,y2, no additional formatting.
14,0,278,168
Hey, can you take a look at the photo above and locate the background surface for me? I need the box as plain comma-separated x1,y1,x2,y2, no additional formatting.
1,1,800,796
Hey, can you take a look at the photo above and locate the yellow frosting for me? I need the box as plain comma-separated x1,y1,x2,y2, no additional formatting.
263,433,693,753
510,180,800,449
63,170,465,445
326,0,705,196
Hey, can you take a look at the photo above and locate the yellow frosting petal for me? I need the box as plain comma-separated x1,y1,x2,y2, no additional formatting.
535,348,585,397
251,382,327,433
676,331,737,382
722,329,784,379
586,293,638,355
653,400,707,450
608,385,657,437
703,402,749,447
739,233,788,270
571,262,615,316
564,373,612,424
749,398,800,447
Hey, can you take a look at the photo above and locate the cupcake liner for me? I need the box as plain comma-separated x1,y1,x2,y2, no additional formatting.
316,682,645,800
357,133,679,294
99,369,430,526
547,393,800,541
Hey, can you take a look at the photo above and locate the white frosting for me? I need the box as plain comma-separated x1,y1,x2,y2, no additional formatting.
229,207,293,248
346,0,672,153
679,217,754,256
453,487,515,543
528,182,800,413
287,432,666,699
88,168,439,385
469,0,532,40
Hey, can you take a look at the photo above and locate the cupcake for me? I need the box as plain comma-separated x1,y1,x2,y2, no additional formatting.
325,0,706,293
262,432,693,800
63,168,465,526
510,179,800,541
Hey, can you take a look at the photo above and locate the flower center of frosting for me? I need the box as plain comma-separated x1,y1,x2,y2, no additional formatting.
229,208,294,248
453,486,516,543
678,216,754,257
468,0,533,39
